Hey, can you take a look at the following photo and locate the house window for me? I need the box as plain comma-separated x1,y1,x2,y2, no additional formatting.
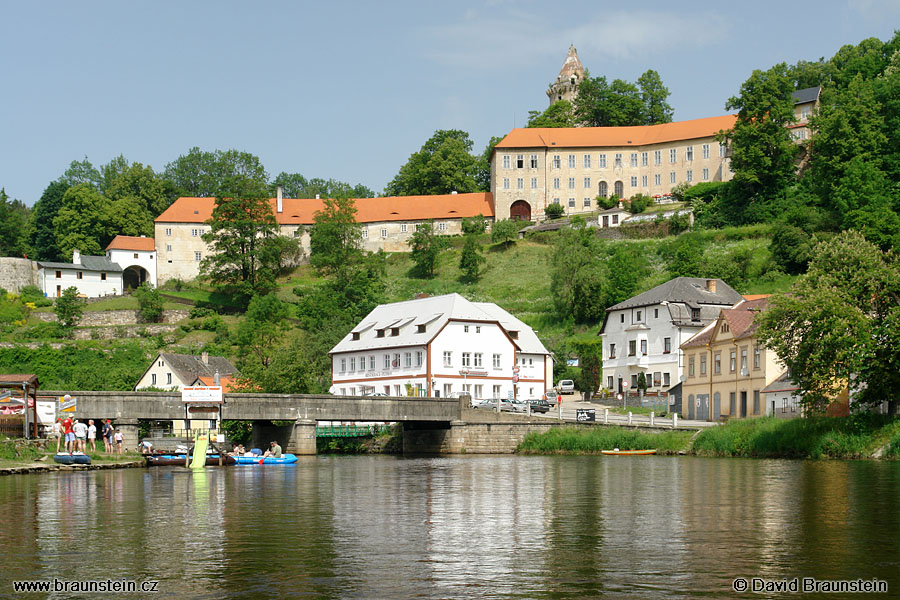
552,155,560,168
753,390,760,414
166,373,172,385
443,352,452,367
702,144,710,159
741,348,748,373
381,229,387,238
598,154,607,168
568,154,576,168
670,172,676,184
503,155,510,169
362,228,368,238
56,271,61,278
641,175,648,187
531,154,538,168
620,314,625,323
464,325,469,333
462,352,471,367
641,152,648,167
719,143,727,158
686,170,693,183
730,350,737,373
654,308,659,319
754,346,761,369
474,353,482,367
700,354,707,375
516,154,524,168
474,384,483,399
686,146,694,161
714,352,721,374
415,351,423,367
636,310,643,322
654,174,661,186
688,356,695,376
614,153,622,168
730,392,736,415
612,215,618,225
517,178,524,189
583,154,591,168
631,374,638,388
391,327,399,336
553,178,560,189
609,343,616,358
654,150,661,166
653,372,661,386
369,355,375,370
77,272,83,280
663,372,670,386
475,326,481,333
393,353,400,367
384,354,391,369
350,357,356,371
359,358,365,372
165,228,172,236
404,352,412,367
628,340,636,356
630,153,638,168
691,308,700,320
100,272,106,281
568,198,575,208
663,338,671,354
192,229,200,237
669,149,677,163
607,376,614,389
568,177,575,189
503,178,510,190
195,252,202,261
151,374,157,386
640,339,647,355
438,222,446,232
583,198,591,208
493,353,501,368
584,177,591,189
702,168,709,181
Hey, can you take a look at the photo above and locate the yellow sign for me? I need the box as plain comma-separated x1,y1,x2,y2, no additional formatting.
59,396,77,412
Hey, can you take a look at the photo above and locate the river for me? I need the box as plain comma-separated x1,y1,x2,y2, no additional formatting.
1,456,898,598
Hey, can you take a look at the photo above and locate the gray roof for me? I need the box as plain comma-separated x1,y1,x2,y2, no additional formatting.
607,277,743,312
38,256,123,272
761,371,800,394
331,293,549,356
158,352,239,383
792,86,820,104
598,205,630,215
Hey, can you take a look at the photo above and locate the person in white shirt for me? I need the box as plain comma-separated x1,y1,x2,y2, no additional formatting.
73,419,88,452
52,418,63,453
87,419,97,452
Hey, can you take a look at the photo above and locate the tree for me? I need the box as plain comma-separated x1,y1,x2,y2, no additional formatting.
461,214,487,235
756,231,900,414
527,100,576,128
571,339,603,397
134,282,164,323
270,172,374,199
200,175,279,300
53,184,107,256
165,148,268,198
236,294,292,369
54,286,85,329
636,371,648,394
408,221,449,278
550,223,603,323
58,157,102,190
636,69,674,124
28,181,69,261
575,74,644,127
458,234,485,283
474,136,503,192
490,219,519,248
385,130,480,196
544,202,564,219
721,64,798,200
309,197,363,277
0,188,29,257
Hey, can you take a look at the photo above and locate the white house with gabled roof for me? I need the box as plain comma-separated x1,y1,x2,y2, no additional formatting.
330,293,552,402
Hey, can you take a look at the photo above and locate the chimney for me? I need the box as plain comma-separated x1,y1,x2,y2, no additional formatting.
72,249,81,264
276,185,283,213
451,190,458,195
706,279,717,293
315,194,320,200
414,293,430,300
214,369,221,385
201,351,209,365
617,201,623,209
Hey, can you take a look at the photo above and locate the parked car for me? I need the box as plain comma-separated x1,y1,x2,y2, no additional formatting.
543,389,560,405
526,398,552,413
557,380,575,395
474,398,517,412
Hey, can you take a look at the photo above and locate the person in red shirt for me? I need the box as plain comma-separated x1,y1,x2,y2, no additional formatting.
62,414,75,453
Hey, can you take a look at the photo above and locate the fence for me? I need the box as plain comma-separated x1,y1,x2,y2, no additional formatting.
0,415,26,438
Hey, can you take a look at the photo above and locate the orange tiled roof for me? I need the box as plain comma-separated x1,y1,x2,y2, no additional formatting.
154,193,494,225
195,375,239,393
106,235,156,252
495,115,738,149
742,294,770,301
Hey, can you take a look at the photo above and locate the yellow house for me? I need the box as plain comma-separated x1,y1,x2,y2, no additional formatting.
679,296,785,421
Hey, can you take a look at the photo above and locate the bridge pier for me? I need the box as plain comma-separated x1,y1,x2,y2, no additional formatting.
288,419,317,455
115,419,140,451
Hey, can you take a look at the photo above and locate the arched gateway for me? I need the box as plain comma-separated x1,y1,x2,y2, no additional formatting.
509,200,531,221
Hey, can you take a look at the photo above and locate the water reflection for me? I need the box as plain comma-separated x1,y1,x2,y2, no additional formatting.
0,457,898,599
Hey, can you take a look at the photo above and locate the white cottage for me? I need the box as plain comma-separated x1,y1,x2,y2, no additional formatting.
330,293,553,402
105,235,157,288
37,249,124,298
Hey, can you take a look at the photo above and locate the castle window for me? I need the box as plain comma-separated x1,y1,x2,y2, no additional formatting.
641,175,648,187
598,181,608,198
568,177,575,189
568,198,575,208
583,154,591,168
583,197,591,207
503,178,510,190
686,146,694,161
669,149,677,163
165,228,172,236
584,177,591,189
381,229,387,238
655,174,661,186
686,170,693,182
362,228,368,238
194,251,202,261
630,153,638,168
530,154,538,168
502,155,510,169
401,224,407,233
568,155,575,168
641,152,648,167
670,172,676,184
553,178,560,189
654,150,662,166
630,176,638,187
719,143,727,158
517,178,524,189
702,168,709,181
614,181,624,196
552,155,560,169
516,154,524,168
531,177,538,189
598,154,607,168
614,153,622,168
702,144,710,159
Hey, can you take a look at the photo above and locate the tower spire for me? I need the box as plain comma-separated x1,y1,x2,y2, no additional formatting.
547,45,585,106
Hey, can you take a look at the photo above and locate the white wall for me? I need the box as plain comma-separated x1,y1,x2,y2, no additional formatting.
39,267,123,298
107,248,157,287
134,355,190,390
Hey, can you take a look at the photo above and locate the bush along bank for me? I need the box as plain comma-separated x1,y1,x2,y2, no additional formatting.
691,415,900,459
517,426,694,455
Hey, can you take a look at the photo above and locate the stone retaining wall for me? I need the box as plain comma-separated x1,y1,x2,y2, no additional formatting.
0,258,38,293
33,309,190,326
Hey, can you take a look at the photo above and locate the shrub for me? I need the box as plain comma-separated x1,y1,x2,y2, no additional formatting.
189,306,215,319
134,282,164,323
19,285,52,307
628,194,652,214
544,203,564,219
54,287,85,329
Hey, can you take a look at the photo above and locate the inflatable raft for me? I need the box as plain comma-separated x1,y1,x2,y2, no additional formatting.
234,454,298,465
144,454,236,466
53,453,92,465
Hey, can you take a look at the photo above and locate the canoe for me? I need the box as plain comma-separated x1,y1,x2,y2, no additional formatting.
53,453,92,465
601,449,657,456
234,454,298,465
144,454,236,467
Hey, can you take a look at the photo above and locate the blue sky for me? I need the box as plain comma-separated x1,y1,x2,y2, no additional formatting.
2,0,899,205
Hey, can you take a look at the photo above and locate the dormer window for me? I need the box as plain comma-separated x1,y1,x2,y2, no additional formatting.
417,325,426,333
509,331,519,339
352,332,360,341
391,328,399,336
636,310,642,322
721,323,730,333
691,308,701,321
376,330,385,338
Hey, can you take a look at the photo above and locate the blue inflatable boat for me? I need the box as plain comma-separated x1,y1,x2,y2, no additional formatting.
53,453,92,465
234,453,298,465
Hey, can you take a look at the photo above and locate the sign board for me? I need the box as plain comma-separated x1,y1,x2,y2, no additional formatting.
566,359,579,367
622,381,630,389
576,409,596,422
58,396,77,412
459,370,488,377
36,401,56,425
512,375,519,383
512,366,520,374
182,386,223,404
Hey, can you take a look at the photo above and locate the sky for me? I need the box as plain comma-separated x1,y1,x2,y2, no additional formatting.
2,0,899,206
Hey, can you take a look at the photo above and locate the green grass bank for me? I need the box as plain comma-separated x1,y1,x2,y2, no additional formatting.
517,426,693,455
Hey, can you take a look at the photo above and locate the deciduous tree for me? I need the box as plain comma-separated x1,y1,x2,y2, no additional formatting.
408,221,449,278
458,234,485,283
309,197,363,277
490,219,519,247
527,100,575,128
385,130,479,196
54,286,85,330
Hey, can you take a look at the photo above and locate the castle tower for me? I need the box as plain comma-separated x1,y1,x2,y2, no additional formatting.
546,45,585,106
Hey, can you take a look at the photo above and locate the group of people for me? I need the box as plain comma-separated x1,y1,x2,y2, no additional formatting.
53,416,123,455
227,441,282,458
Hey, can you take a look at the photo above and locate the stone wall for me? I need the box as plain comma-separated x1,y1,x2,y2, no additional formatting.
33,309,190,326
0,258,38,293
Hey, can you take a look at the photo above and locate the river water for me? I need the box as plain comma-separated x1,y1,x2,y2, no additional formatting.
1,456,898,599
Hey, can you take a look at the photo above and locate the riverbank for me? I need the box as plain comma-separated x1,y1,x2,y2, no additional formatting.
0,438,147,475
516,415,900,459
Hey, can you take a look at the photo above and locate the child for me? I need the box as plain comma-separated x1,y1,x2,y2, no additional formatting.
114,429,124,454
